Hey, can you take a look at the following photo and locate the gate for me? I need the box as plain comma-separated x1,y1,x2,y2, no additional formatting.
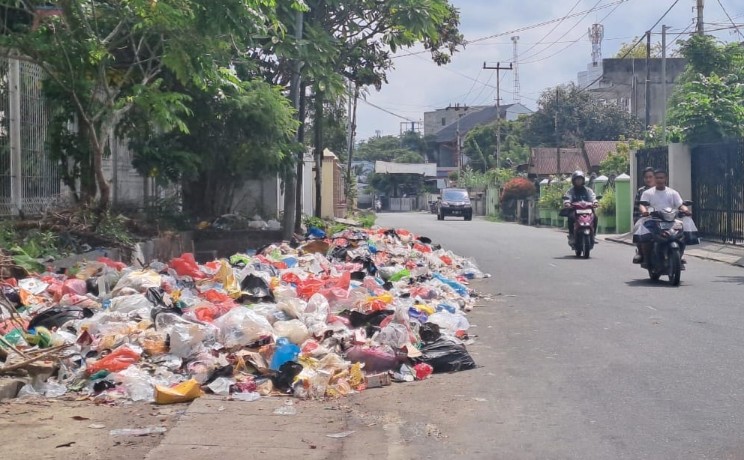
691,141,744,244
635,146,668,189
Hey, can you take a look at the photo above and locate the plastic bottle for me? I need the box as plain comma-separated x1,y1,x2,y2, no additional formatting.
270,337,300,370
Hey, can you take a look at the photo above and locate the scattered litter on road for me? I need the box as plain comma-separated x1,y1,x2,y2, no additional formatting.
0,226,485,403
326,430,355,438
109,426,167,437
88,423,106,429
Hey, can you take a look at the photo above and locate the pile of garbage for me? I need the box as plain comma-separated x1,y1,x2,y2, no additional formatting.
0,226,486,404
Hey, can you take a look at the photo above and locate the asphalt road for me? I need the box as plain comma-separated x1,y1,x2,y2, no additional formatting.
368,212,744,460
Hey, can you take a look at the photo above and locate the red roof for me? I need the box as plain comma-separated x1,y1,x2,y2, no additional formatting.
584,141,619,168
528,148,587,176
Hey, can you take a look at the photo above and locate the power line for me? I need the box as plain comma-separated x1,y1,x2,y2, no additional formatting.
519,0,604,63
462,67,484,105
359,98,416,122
716,0,744,39
520,0,624,65
390,0,630,60
518,0,582,59
580,0,682,91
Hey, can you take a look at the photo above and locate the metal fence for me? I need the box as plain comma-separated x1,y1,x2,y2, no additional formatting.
0,55,60,217
691,140,744,244
635,146,669,189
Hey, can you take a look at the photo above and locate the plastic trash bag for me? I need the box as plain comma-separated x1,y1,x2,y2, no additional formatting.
87,345,142,374
270,337,300,370
419,322,442,343
428,311,470,333
108,294,153,315
112,270,162,296
273,320,310,345
214,307,274,348
373,323,410,349
240,274,274,302
416,338,476,373
432,273,469,297
345,346,399,373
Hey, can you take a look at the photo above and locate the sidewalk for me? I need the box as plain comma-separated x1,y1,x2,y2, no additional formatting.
600,233,744,268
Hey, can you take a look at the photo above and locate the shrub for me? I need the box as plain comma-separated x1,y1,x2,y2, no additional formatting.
598,186,616,216
537,182,566,211
500,177,536,204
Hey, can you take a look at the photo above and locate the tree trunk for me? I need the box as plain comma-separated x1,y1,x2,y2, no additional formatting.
313,87,324,218
89,131,110,212
295,85,307,233
344,85,359,203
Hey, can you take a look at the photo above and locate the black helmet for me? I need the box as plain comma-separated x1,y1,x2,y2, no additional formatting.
571,170,586,184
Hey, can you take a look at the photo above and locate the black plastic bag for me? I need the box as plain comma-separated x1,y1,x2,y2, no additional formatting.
341,310,393,329
28,306,95,330
272,361,304,391
419,322,441,343
240,274,274,302
416,338,476,373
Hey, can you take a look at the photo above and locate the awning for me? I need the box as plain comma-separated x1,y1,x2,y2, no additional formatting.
374,161,438,177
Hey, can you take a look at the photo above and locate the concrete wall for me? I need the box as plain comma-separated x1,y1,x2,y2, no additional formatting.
505,104,532,121
595,58,686,126
231,176,280,218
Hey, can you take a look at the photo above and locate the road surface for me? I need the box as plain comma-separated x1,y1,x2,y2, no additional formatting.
366,212,744,460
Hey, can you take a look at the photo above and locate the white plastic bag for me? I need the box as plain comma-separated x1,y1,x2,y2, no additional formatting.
373,323,411,348
277,298,306,319
302,294,330,337
108,294,152,315
112,270,161,296
428,311,470,333
214,307,274,348
273,319,310,345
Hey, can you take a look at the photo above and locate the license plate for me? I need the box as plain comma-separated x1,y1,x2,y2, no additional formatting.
451,210,461,215
576,209,592,214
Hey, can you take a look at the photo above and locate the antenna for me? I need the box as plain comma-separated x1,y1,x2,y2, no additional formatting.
511,36,521,103
589,24,604,67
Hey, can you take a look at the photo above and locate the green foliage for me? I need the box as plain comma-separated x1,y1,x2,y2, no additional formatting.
500,177,536,203
615,37,663,59
96,212,135,247
524,83,644,147
358,213,376,228
597,186,616,216
538,180,566,211
355,132,431,163
485,168,517,188
302,215,326,230
457,167,489,189
668,36,744,144
462,118,530,171
599,140,642,177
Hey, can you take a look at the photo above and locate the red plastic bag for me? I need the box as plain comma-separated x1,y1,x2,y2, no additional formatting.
62,279,87,297
170,253,205,279
413,242,432,253
281,272,303,285
414,363,433,380
87,346,141,374
98,257,127,271
297,278,323,300
439,255,453,265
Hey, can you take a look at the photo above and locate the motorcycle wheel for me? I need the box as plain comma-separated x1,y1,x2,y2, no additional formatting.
582,236,591,259
648,269,661,281
669,249,682,286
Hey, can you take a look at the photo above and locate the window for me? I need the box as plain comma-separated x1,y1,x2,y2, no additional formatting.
441,117,446,126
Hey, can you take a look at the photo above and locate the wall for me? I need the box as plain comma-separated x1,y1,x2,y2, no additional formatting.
595,58,686,126
230,176,280,218
504,104,532,121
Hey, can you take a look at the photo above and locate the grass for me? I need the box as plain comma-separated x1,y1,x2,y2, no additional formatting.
485,214,503,222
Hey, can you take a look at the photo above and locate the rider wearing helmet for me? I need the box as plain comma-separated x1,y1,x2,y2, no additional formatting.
563,170,598,245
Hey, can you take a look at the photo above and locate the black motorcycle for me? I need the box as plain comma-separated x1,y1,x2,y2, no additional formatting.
639,200,692,286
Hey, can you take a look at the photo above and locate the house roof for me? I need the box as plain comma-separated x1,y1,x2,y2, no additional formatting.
528,148,587,176
435,104,521,144
583,141,618,167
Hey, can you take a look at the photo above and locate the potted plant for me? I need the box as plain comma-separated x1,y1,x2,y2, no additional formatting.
597,186,616,233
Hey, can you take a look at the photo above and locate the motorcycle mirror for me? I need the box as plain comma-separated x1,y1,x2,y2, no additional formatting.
595,195,603,200
683,200,693,206
562,195,569,200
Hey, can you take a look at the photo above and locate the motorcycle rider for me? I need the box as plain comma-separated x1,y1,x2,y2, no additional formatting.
635,169,695,268
563,170,598,246
632,167,656,264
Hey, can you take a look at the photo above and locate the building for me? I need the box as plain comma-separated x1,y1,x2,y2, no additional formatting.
424,106,488,137
431,103,533,178
527,141,620,178
579,58,687,126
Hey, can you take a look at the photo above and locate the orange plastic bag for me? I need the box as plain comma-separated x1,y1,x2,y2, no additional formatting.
98,257,127,271
87,346,141,374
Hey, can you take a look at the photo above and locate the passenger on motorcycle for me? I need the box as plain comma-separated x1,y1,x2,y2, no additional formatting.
632,167,656,264
563,170,598,245
634,169,699,268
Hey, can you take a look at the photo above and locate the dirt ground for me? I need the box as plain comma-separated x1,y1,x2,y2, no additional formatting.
0,397,183,460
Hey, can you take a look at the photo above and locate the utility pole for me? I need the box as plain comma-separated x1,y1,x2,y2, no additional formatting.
282,10,303,240
445,104,468,171
645,30,651,130
696,0,705,35
661,25,668,140
511,36,521,103
554,87,561,175
483,62,512,168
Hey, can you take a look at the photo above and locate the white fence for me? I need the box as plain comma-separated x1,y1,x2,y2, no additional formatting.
389,197,417,212
0,55,61,216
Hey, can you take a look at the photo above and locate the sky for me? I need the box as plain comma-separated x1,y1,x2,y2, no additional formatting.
355,0,744,141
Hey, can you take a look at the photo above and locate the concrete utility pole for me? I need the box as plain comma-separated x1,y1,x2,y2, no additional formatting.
483,62,512,168
661,25,669,140
446,104,468,171
696,0,705,35
645,30,651,130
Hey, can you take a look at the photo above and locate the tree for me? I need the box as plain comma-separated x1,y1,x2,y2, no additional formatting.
615,36,663,59
599,139,644,177
523,83,643,147
127,79,298,219
0,0,285,211
667,35,744,144
462,118,530,172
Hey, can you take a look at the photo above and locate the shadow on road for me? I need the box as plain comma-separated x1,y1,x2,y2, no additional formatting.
713,276,744,285
625,278,679,288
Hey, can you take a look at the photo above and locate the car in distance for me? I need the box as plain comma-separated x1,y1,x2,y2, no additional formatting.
437,188,472,221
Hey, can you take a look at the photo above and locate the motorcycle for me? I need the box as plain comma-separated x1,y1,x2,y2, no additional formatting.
638,200,692,286
562,197,600,259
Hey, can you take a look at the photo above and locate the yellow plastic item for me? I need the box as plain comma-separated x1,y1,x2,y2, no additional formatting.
154,379,203,405
415,304,435,315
